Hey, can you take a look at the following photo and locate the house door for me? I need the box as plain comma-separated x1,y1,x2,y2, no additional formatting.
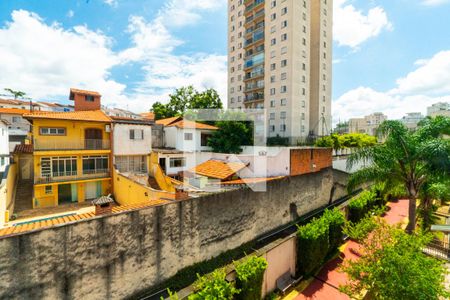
159,158,166,173
19,157,31,180
85,128,102,149
58,184,73,204
85,181,102,200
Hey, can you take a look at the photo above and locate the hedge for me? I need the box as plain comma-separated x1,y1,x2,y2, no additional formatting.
235,256,268,300
296,218,329,276
188,269,239,300
322,209,346,254
348,190,378,222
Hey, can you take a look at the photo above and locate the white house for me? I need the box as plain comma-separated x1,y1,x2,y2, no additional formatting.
111,117,153,173
156,116,218,152
0,120,10,174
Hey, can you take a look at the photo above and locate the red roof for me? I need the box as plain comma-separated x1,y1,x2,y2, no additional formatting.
192,160,248,180
23,110,111,123
0,108,32,115
14,144,33,154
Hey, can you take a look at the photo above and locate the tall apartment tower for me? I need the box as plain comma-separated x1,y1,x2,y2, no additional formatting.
228,0,333,143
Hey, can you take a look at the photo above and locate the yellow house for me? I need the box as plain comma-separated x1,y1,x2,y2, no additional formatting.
23,110,113,208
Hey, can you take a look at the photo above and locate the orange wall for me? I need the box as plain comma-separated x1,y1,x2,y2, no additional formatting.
73,94,101,111
290,148,332,176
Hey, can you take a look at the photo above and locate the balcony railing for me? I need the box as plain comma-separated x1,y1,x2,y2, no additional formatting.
244,93,264,102
245,0,264,12
35,169,110,184
34,139,110,151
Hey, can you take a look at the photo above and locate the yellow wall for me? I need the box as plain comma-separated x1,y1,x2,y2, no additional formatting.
0,163,18,225
113,169,175,205
33,179,111,208
32,119,110,148
149,153,175,192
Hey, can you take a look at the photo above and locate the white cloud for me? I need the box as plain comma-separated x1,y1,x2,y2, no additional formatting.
333,0,393,48
103,0,118,8
66,10,74,18
334,50,450,123
421,0,450,6
391,50,450,96
0,10,125,103
0,3,228,113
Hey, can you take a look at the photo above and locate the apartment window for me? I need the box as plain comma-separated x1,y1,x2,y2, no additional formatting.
270,100,275,107
323,74,326,80
231,77,235,83
82,155,108,174
324,42,327,48
302,38,306,45
281,72,287,80
170,157,186,168
130,129,144,140
85,95,95,102
201,133,211,147
280,124,286,132
301,113,305,120
230,36,235,42
271,13,276,20
303,13,306,20
12,116,19,123
269,113,275,120
281,86,287,93
323,52,327,59
41,156,77,177
271,38,276,45
302,63,306,70
271,50,276,58
323,96,326,102
281,59,287,67
238,96,242,102
281,7,287,15
281,46,287,54
231,97,235,103
323,85,326,91
302,75,306,83
270,75,276,83
270,88,276,95
271,0,276,7
281,98,287,106
301,100,306,108
40,127,66,136
301,125,305,133
0,157,4,166
230,87,235,93
270,63,276,70
303,26,306,33
281,33,287,41
281,20,287,28
269,125,275,132
184,133,193,140
45,185,53,195
271,25,276,33
280,111,286,119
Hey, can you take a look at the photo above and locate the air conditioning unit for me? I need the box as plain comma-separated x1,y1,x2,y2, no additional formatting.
105,125,111,132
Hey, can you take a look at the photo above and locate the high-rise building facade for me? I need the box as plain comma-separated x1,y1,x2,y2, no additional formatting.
228,0,333,143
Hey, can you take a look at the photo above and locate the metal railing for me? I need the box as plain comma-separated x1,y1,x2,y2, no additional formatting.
35,169,110,184
423,240,450,261
34,139,110,151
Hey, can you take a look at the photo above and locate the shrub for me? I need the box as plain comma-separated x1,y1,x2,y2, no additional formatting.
322,209,346,254
235,256,268,300
296,218,329,276
348,190,377,222
188,269,239,300
343,216,378,242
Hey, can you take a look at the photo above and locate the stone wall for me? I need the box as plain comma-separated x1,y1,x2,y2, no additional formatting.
0,168,346,300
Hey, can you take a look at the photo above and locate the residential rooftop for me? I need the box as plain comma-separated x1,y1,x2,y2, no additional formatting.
23,110,111,123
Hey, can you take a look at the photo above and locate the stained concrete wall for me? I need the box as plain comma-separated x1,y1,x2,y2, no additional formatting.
0,168,346,300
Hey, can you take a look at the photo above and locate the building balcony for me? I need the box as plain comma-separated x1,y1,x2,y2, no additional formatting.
35,169,110,184
245,0,264,13
245,83,265,92
34,139,111,151
244,93,264,102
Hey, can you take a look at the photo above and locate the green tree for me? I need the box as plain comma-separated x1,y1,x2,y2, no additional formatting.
347,118,450,233
3,88,27,100
340,220,449,300
208,121,253,154
151,86,223,120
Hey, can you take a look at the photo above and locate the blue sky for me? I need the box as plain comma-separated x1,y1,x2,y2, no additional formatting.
0,0,449,122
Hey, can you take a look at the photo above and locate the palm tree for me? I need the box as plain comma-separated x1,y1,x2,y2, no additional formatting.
347,117,450,233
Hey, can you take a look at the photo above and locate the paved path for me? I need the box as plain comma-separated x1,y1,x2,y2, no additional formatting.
293,200,409,300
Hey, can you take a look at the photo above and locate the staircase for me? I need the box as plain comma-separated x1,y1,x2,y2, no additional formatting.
13,180,33,217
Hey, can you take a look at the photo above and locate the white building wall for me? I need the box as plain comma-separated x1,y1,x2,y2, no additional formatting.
0,122,10,173
113,124,152,156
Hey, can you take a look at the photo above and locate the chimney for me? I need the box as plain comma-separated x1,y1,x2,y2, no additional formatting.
69,88,102,111
92,195,114,216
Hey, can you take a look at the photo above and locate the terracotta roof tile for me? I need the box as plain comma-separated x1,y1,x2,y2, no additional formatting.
13,144,33,154
156,116,182,126
169,120,218,130
70,88,101,96
0,108,32,115
23,110,111,123
140,112,155,120
192,160,248,180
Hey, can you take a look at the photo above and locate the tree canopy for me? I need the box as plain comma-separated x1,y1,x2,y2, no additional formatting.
340,220,449,300
151,86,223,120
2,88,27,100
315,133,377,152
347,117,450,233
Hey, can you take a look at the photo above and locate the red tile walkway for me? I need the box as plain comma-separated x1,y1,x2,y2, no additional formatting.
294,200,409,300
